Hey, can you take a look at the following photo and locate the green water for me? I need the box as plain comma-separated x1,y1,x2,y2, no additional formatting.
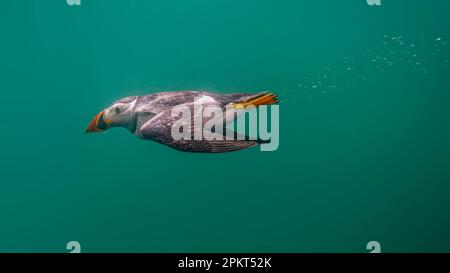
1,0,450,253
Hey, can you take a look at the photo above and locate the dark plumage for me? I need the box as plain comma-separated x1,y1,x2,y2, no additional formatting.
86,91,278,153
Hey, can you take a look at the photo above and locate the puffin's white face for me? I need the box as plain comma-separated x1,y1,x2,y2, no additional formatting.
103,96,138,126
86,96,138,133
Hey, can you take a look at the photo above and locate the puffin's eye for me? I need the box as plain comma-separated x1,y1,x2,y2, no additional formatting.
114,106,121,114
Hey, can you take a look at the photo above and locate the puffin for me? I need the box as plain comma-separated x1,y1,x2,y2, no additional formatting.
85,91,278,153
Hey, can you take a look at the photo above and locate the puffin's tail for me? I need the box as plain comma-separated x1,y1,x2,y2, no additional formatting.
232,92,278,109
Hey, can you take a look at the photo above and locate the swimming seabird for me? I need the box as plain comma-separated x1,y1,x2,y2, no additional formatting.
85,91,278,153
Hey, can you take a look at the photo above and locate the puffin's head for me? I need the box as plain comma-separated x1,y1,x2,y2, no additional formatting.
85,96,138,133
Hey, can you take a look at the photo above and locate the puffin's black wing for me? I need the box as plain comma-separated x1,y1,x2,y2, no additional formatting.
138,102,258,153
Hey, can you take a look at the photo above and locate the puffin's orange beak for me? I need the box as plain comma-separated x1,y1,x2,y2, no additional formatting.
85,111,110,133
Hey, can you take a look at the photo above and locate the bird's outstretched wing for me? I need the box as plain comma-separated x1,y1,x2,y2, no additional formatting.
138,102,258,153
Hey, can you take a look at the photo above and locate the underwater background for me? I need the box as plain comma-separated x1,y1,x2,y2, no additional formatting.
0,0,450,252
